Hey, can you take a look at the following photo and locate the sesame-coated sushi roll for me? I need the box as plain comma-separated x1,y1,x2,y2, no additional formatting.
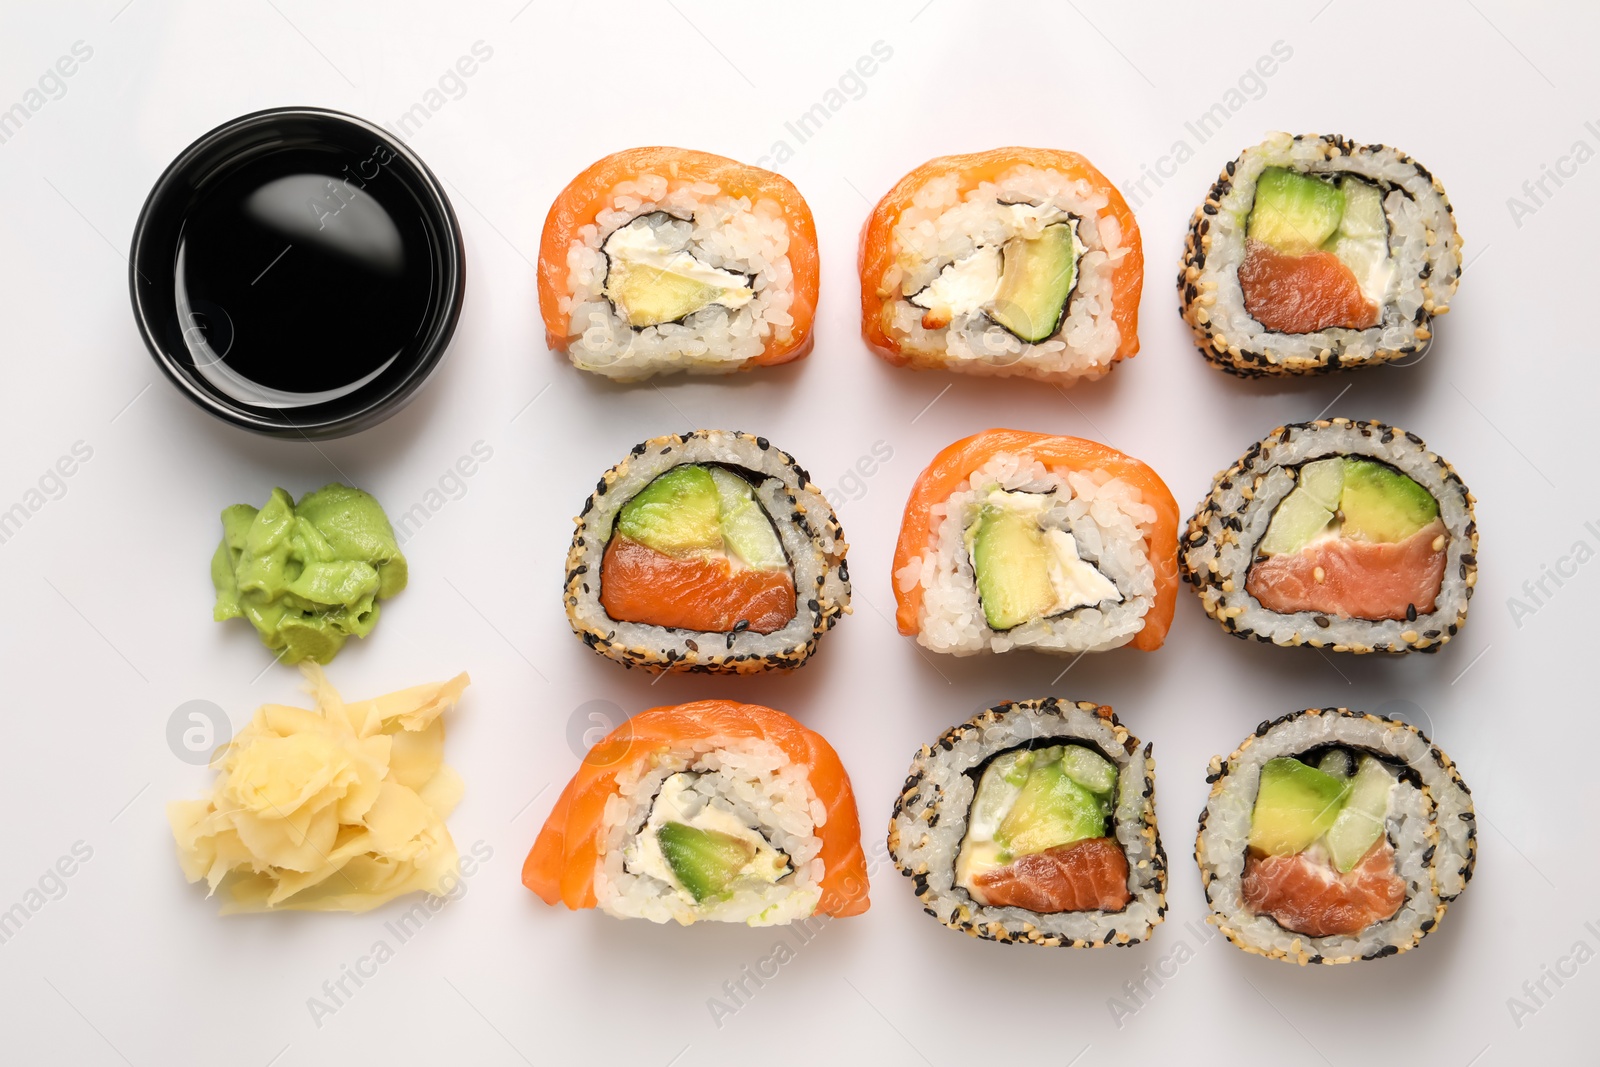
565,430,849,674
1179,133,1462,377
524,699,868,925
538,148,818,381
1196,708,1475,964
892,430,1179,657
889,698,1165,946
1181,418,1477,654
861,149,1143,383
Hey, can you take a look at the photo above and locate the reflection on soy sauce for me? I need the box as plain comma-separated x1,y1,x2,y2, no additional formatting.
174,145,434,409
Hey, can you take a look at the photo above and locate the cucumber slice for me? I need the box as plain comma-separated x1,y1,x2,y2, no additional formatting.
1057,744,1118,796
1298,458,1345,512
709,468,786,571
1316,749,1352,778
1324,756,1396,872
1336,178,1386,239
969,749,1032,833
1257,488,1335,557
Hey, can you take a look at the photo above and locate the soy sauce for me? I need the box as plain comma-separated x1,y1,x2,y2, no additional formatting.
174,145,434,408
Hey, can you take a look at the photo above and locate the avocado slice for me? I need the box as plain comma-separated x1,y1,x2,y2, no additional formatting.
1057,744,1118,797
1248,168,1344,255
1248,757,1350,857
601,214,753,328
608,267,730,328
990,223,1078,343
997,751,1109,856
656,821,756,903
708,468,786,571
1324,755,1396,872
1339,459,1439,544
616,465,723,557
970,504,1058,630
1257,488,1335,557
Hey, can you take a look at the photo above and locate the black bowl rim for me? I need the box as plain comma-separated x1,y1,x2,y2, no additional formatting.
128,106,465,441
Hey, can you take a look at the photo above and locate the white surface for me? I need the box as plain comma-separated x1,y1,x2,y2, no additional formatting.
0,2,1594,1064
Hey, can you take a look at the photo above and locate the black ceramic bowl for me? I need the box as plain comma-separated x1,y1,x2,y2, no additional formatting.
130,107,464,439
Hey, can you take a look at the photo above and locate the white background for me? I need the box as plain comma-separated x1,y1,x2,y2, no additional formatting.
0,1,1595,1064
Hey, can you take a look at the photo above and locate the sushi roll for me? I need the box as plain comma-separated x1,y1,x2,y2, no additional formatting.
860,149,1143,383
523,699,868,925
892,429,1179,656
888,698,1165,946
1196,708,1476,964
1181,418,1477,653
566,429,849,674
1179,132,1462,377
537,147,818,381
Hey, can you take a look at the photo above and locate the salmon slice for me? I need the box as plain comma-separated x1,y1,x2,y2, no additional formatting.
600,535,795,634
892,429,1180,650
968,837,1131,913
1242,839,1405,938
1238,239,1378,334
522,700,868,917
1247,519,1447,622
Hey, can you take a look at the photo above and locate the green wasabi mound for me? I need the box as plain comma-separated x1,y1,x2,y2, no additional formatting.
210,484,408,665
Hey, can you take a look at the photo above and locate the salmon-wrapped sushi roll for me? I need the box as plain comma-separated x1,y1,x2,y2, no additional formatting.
892,430,1179,657
889,698,1165,946
1197,708,1476,964
860,148,1143,383
524,699,868,925
538,147,819,381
